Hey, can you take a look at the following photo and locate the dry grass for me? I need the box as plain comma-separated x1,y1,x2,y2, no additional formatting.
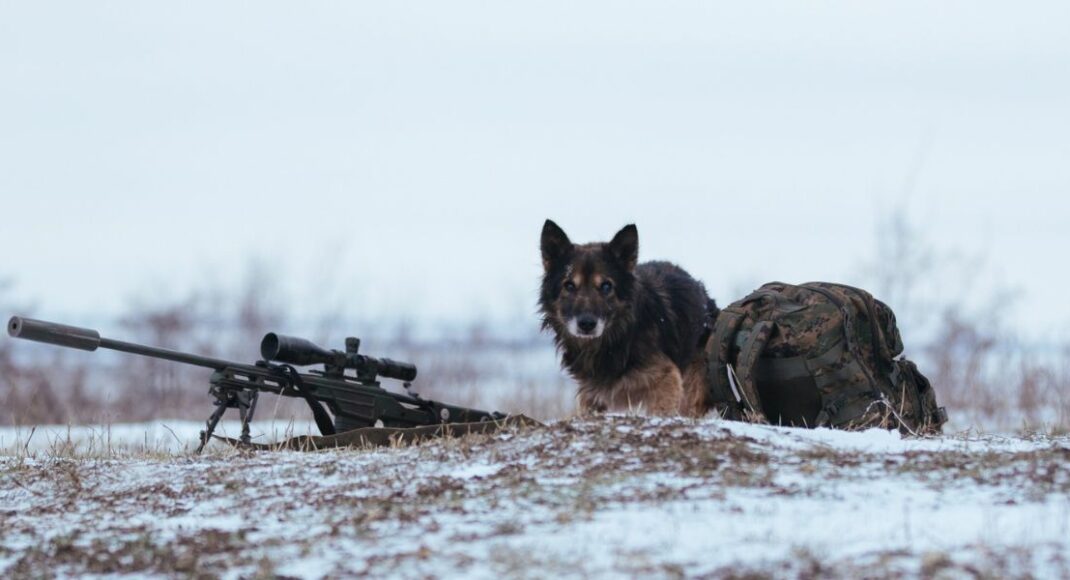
711,544,1070,580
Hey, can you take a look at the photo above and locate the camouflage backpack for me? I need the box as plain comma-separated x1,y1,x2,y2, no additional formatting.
705,282,947,434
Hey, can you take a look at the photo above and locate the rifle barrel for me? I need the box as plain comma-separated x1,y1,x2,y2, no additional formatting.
98,337,233,370
9,316,234,370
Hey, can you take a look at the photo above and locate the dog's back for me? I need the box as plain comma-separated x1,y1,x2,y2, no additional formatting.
633,260,711,374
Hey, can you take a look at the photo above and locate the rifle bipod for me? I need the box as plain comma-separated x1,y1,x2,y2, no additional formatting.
196,389,260,453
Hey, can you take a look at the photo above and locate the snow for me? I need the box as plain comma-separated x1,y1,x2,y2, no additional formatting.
0,419,321,454
448,463,503,480
2,416,1069,578
717,419,1058,454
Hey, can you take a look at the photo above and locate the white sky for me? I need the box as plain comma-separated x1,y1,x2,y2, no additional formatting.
1,2,1068,337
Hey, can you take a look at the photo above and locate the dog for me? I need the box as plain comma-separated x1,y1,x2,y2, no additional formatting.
539,219,717,416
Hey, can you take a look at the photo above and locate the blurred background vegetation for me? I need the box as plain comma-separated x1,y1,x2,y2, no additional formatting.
2,208,1066,432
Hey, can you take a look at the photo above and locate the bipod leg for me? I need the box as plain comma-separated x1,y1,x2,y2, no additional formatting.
196,396,231,454
238,390,259,446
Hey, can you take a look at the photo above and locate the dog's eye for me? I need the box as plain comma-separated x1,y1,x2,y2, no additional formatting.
564,281,577,293
600,281,614,295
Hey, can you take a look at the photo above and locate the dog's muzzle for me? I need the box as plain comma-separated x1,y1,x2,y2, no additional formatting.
567,315,605,339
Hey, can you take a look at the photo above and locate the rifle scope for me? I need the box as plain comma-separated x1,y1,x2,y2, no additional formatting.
260,333,417,382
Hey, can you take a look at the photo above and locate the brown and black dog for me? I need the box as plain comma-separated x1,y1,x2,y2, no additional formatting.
539,220,717,416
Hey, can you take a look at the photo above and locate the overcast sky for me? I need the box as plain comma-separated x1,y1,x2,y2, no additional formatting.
1,2,1068,338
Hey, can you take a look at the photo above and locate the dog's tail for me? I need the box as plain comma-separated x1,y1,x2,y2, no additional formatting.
698,298,720,348
706,298,720,320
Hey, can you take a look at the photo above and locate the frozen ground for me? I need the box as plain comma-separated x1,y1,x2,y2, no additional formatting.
2,416,1069,579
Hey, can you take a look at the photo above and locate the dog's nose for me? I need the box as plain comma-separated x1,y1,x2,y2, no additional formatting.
577,315,598,334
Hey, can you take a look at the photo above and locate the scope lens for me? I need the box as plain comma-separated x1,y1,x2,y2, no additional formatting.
260,333,281,360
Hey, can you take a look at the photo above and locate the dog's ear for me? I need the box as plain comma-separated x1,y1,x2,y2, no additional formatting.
541,219,573,271
608,224,639,271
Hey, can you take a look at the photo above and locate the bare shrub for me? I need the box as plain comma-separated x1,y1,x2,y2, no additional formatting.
114,293,208,422
400,341,575,421
0,277,17,415
864,207,1070,431
1,260,575,428
0,278,81,425
106,265,310,424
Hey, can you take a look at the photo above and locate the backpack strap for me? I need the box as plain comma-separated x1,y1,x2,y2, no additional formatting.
707,304,773,421
800,284,881,393
707,308,747,420
838,284,896,368
733,321,772,418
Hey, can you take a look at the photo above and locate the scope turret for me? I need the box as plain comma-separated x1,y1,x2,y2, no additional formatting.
260,332,417,382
